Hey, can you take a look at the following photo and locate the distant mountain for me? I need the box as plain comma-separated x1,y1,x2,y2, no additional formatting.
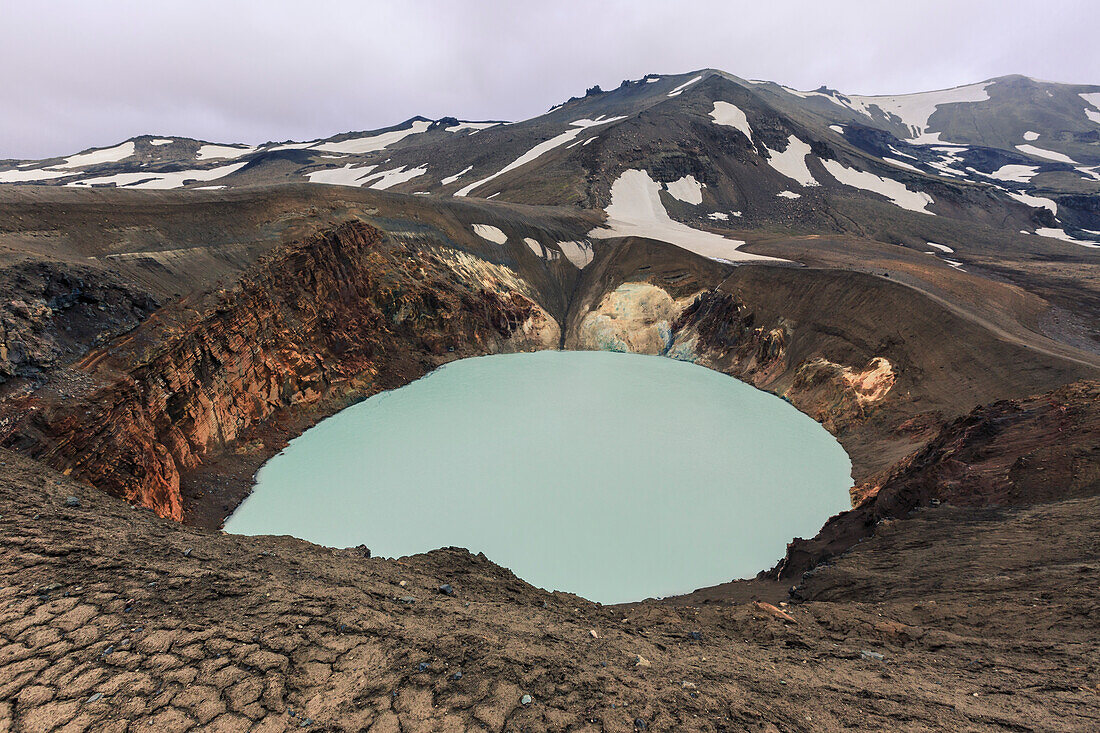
3,69,1099,247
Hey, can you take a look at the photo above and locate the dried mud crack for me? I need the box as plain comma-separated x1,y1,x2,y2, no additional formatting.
2,450,1099,731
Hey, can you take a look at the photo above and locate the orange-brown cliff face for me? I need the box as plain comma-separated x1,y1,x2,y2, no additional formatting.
0,222,557,519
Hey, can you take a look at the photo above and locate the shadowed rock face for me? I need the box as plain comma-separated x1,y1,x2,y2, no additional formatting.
0,222,557,518
775,379,1100,581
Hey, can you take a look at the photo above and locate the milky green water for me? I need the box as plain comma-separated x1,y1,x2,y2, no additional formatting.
224,351,852,604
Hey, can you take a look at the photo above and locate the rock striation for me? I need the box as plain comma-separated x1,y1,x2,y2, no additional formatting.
0,222,556,519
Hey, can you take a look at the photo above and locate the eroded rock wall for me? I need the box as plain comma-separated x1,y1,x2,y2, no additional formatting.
0,222,558,519
569,282,896,436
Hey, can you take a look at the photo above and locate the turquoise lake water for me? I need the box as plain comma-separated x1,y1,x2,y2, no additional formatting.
224,351,852,603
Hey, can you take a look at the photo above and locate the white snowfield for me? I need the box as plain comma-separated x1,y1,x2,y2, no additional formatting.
440,165,473,185
0,168,73,183
196,144,257,161
664,175,704,205
926,242,954,253
67,162,248,189
55,141,135,169
883,157,921,172
453,116,625,197
709,102,753,141
764,136,818,187
556,240,594,268
986,164,1039,183
305,164,378,186
362,165,428,190
1014,144,1078,164
829,124,844,134
1023,131,1040,141
149,139,175,146
269,141,319,152
312,120,432,154
471,224,508,244
776,191,801,199
1080,93,1100,124
821,159,934,214
305,163,427,189
842,82,991,144
445,122,500,134
1035,227,1100,248
667,75,703,97
524,237,561,261
588,169,781,263
1007,191,1057,215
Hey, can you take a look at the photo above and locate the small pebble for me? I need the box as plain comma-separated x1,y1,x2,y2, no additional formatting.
86,692,103,703
520,694,533,706
65,496,81,508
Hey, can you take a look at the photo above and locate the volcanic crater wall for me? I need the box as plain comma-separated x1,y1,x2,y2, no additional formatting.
0,221,558,519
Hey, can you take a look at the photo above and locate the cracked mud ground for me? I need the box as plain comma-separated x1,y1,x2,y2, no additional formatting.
1,449,1097,731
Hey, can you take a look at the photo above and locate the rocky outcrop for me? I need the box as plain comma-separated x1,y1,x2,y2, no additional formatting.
0,262,158,385
774,379,1100,581
0,221,557,519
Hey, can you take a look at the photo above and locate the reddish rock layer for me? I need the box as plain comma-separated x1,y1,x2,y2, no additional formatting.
0,222,552,519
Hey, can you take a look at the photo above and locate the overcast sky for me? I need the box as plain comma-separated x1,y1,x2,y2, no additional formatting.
3,0,1099,159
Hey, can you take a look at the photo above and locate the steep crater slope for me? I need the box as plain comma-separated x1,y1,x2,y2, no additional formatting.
0,186,1096,591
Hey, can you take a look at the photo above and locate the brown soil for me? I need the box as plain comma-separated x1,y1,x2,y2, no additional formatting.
2,448,1098,731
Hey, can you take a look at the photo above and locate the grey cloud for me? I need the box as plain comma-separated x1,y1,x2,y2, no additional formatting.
2,0,1098,159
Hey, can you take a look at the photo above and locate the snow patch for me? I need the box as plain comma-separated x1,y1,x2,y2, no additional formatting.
883,157,921,172
822,159,934,214
471,224,508,245
1035,228,1099,248
446,122,500,134
312,120,432,154
1023,131,1040,141
707,212,729,221
149,139,174,146
843,82,991,142
0,168,73,183
68,162,247,189
667,75,703,97
1007,191,1057,215
196,144,257,161
55,141,135,169
776,191,801,199
441,165,473,185
829,124,844,134
709,102,753,141
269,141,319,152
664,175,704,205
764,136,818,187
987,164,1040,183
1080,93,1100,124
305,164,378,186
1015,144,1078,164
362,165,428,190
926,242,954,253
454,116,625,197
557,240,594,269
588,169,782,263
